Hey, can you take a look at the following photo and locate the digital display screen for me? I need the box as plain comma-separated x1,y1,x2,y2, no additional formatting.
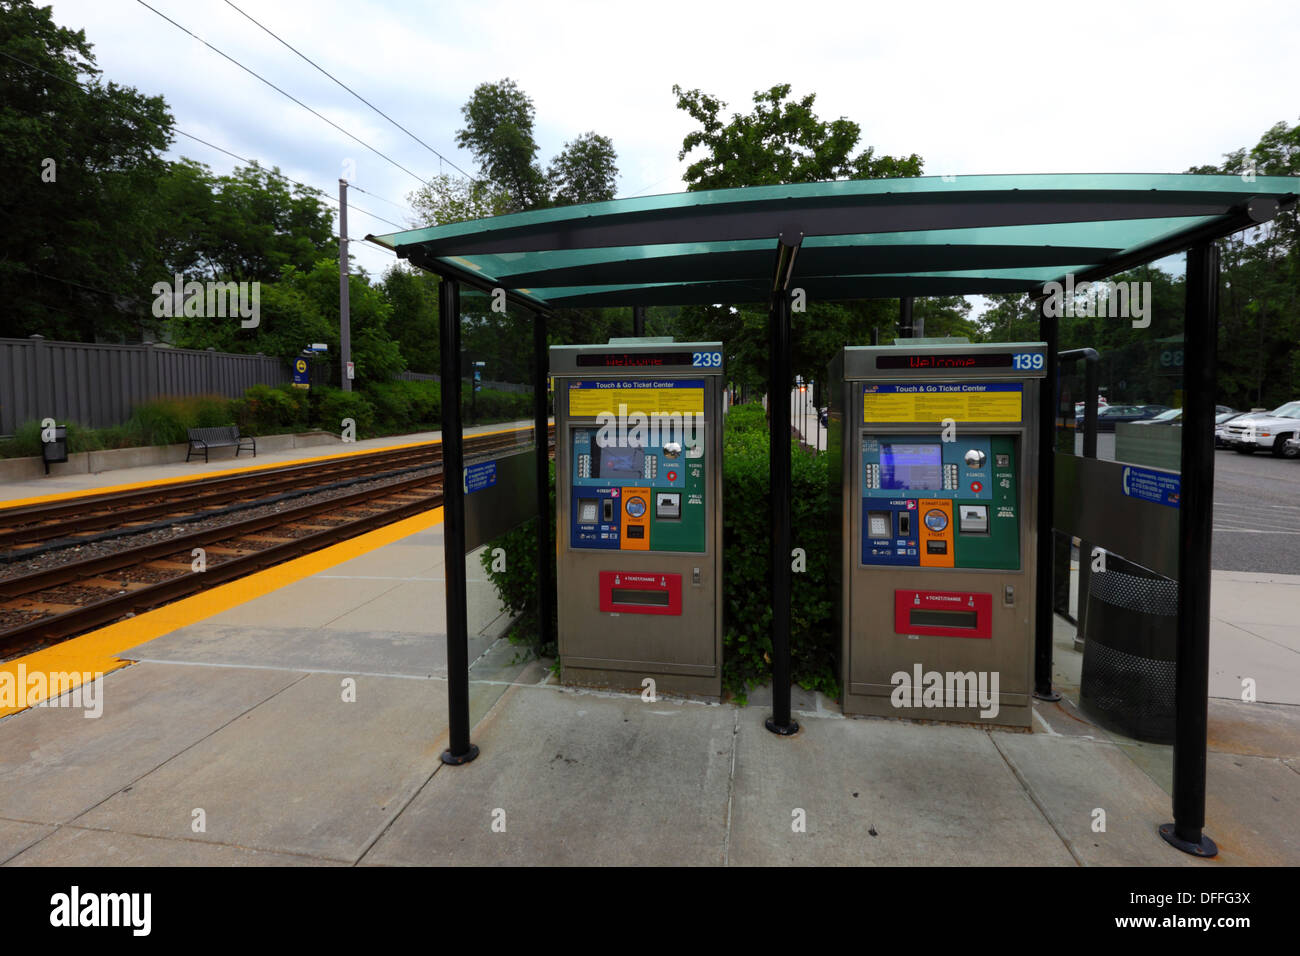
597,448,643,480
576,352,694,368
876,353,1014,370
879,443,942,490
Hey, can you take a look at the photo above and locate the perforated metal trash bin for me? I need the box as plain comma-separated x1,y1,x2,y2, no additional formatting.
1079,551,1177,744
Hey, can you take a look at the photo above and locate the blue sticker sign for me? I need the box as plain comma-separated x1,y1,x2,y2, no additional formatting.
292,357,310,388
464,461,497,495
1121,465,1180,508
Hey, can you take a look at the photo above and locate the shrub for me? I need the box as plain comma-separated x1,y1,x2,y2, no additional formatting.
721,405,836,702
233,384,308,435
479,459,557,658
312,387,377,438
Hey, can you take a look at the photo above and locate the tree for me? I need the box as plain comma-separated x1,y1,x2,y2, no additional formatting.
152,160,335,284
547,132,618,206
407,172,512,227
670,82,926,388
381,263,440,373
0,0,173,341
170,259,403,384
673,83,923,190
455,79,547,213
1189,119,1300,408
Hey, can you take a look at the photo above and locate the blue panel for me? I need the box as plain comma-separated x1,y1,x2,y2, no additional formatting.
861,499,920,566
571,486,622,550
571,427,689,490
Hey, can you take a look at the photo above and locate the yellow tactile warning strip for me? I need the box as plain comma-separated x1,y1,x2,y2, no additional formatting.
0,506,444,719
0,422,535,511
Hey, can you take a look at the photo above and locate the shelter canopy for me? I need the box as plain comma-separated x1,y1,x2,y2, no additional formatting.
369,174,1298,310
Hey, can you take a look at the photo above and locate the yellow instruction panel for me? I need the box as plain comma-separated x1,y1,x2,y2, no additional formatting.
863,382,1022,423
568,379,705,417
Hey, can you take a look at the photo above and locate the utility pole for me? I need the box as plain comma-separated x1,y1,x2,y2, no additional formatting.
339,178,352,391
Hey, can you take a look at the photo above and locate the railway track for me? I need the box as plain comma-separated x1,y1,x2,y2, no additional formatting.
0,425,551,660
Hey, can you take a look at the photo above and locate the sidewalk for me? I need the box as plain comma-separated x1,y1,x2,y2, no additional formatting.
1,495,1294,866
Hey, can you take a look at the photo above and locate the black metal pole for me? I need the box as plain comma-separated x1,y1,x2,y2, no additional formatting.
1034,296,1061,701
899,297,913,340
766,234,800,736
439,278,479,765
533,310,553,652
1161,241,1220,857
632,305,646,337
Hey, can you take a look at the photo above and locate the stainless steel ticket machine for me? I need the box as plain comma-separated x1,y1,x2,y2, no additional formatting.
551,340,725,697
828,342,1047,727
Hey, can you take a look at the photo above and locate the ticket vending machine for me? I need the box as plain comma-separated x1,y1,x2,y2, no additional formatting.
551,340,724,697
828,342,1046,727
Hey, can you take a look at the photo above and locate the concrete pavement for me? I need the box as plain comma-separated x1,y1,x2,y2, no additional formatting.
1,507,1295,866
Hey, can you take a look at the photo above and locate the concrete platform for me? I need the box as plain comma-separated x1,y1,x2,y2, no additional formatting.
0,419,540,506
0,507,1296,865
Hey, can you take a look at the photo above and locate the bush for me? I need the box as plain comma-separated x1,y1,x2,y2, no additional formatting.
123,396,236,446
479,459,557,658
721,404,836,702
233,384,309,435
312,387,377,438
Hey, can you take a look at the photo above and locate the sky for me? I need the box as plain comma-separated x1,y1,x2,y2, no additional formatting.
45,0,1300,291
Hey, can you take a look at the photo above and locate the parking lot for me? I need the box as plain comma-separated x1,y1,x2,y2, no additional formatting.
1211,449,1300,574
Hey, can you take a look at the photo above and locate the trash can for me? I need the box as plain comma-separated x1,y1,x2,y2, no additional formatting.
1078,551,1177,744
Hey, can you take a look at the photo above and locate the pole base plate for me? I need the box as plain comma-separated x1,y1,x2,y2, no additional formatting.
1033,689,1062,702
441,744,481,766
1158,823,1218,857
765,717,800,736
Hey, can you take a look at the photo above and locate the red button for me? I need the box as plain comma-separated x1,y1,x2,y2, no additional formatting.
971,481,983,493
668,471,677,481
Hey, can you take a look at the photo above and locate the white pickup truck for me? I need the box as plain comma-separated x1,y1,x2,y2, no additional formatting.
1221,400,1300,458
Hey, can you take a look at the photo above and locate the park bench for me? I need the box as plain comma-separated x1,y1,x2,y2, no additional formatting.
186,425,256,463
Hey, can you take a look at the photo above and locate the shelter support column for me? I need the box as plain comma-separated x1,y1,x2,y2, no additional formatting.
1034,296,1061,701
533,310,554,652
439,277,479,765
766,232,801,736
1161,241,1220,857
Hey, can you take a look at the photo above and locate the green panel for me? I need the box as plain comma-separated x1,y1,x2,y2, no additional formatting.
953,436,1020,570
649,457,705,553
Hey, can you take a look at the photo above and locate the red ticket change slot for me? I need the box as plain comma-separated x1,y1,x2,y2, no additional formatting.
894,589,992,638
600,571,682,616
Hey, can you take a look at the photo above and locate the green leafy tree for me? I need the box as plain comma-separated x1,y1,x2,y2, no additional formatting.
455,78,548,212
381,264,440,374
547,132,618,206
670,82,926,387
673,83,923,190
1189,119,1300,408
407,171,512,226
0,0,173,341
171,259,403,384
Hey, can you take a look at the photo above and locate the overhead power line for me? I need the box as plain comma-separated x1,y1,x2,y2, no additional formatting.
0,47,406,232
132,0,433,189
221,0,478,182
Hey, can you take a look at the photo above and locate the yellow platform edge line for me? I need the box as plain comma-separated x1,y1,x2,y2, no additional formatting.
1,421,536,510
0,506,445,719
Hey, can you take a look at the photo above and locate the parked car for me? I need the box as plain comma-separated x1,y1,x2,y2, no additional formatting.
1077,404,1170,432
1215,410,1246,448
1221,400,1300,457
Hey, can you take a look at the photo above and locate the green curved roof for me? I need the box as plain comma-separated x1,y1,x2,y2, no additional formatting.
368,173,1298,309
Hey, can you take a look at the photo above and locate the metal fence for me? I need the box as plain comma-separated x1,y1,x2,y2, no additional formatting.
0,336,290,435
